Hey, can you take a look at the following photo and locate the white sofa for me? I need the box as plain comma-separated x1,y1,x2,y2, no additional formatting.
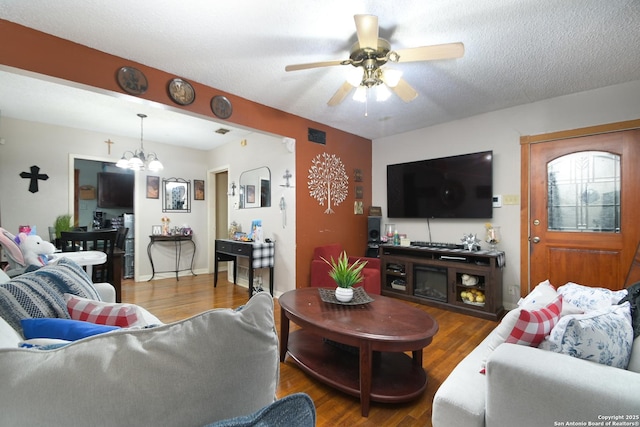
433,282,640,427
0,259,280,427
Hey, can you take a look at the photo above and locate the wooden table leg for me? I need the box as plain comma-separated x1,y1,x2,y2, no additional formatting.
214,257,219,287
112,250,122,303
279,309,290,363
412,349,423,367
359,340,373,417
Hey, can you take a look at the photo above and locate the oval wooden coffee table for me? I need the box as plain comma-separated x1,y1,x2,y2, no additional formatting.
279,288,439,417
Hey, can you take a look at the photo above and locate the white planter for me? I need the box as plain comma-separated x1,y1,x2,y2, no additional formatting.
335,287,354,303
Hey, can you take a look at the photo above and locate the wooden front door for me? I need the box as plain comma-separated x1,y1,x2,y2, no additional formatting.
525,127,640,291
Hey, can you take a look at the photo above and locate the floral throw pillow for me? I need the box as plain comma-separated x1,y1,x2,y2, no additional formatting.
557,282,627,312
539,302,633,369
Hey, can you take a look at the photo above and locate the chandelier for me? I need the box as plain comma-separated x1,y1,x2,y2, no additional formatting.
116,113,164,172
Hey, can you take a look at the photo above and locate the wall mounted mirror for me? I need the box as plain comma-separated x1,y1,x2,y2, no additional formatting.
239,167,271,208
163,177,191,212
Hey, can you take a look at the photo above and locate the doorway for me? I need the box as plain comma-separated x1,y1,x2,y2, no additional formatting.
208,168,229,273
69,154,137,278
521,120,640,294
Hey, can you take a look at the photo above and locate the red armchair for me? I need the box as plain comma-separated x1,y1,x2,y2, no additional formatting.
310,243,381,295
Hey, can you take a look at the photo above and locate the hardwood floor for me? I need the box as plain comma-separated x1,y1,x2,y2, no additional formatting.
122,273,496,427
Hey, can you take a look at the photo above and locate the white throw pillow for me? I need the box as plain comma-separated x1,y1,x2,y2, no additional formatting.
557,282,627,312
518,279,557,307
0,315,22,348
539,302,634,369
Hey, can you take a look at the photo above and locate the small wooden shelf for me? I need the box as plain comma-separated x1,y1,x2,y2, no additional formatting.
286,330,427,403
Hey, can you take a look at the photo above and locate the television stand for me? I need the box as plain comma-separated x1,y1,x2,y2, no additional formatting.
379,244,505,320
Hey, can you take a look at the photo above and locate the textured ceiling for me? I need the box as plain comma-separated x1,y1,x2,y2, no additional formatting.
1,0,639,150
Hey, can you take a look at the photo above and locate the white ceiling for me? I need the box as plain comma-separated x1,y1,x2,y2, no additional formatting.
1,0,639,150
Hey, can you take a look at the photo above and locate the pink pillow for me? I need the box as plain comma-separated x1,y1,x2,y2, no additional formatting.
65,294,140,327
505,295,563,347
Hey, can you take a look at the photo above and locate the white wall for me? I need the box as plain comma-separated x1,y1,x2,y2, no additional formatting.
208,134,296,297
0,118,209,280
373,80,640,309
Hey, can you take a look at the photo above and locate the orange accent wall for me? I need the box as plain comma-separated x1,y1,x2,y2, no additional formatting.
0,20,373,288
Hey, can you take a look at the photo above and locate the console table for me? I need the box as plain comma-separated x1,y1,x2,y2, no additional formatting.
147,235,196,281
214,239,275,297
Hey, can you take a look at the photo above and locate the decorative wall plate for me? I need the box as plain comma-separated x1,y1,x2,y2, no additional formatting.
116,66,148,95
211,95,233,119
168,78,195,105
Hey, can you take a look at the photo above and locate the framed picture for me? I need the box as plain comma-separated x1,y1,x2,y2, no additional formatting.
369,206,382,216
354,201,364,215
194,179,205,200
151,225,162,235
246,185,256,204
354,168,363,182
355,185,363,199
146,175,159,199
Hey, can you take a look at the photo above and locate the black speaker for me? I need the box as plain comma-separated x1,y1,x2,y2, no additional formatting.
367,216,381,243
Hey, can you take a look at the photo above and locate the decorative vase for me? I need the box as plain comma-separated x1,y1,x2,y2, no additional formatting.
335,287,354,303
485,226,501,251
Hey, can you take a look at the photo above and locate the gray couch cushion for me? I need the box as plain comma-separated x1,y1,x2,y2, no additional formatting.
0,292,279,427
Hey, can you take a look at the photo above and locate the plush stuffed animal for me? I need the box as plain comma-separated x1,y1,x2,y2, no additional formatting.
15,232,56,267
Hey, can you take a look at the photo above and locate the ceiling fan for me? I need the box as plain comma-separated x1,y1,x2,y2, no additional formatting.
285,14,464,106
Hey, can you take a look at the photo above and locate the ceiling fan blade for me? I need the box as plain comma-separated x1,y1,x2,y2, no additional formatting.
354,14,378,49
389,78,418,103
327,81,356,106
394,42,465,62
285,59,344,72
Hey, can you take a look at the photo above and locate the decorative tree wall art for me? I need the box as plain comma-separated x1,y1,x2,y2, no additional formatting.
308,152,349,214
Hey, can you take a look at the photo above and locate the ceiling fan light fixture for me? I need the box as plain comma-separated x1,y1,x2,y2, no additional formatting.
353,86,368,103
382,68,402,87
376,84,392,102
284,14,464,107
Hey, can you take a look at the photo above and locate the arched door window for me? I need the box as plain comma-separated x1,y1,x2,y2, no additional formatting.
547,151,620,232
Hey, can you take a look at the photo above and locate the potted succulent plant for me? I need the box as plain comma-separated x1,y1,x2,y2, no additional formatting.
321,251,367,302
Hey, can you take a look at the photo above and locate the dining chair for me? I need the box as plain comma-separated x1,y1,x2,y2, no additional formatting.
60,230,117,283
115,227,129,250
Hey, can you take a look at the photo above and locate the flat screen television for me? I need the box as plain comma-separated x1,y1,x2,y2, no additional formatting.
97,172,134,209
386,151,493,219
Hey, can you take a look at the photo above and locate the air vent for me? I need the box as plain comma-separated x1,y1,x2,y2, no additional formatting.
215,128,230,135
308,128,326,145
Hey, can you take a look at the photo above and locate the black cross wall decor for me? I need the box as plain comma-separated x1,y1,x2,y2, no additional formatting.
20,165,49,193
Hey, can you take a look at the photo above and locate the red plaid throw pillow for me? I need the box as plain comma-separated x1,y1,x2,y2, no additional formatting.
505,295,563,347
65,294,140,328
